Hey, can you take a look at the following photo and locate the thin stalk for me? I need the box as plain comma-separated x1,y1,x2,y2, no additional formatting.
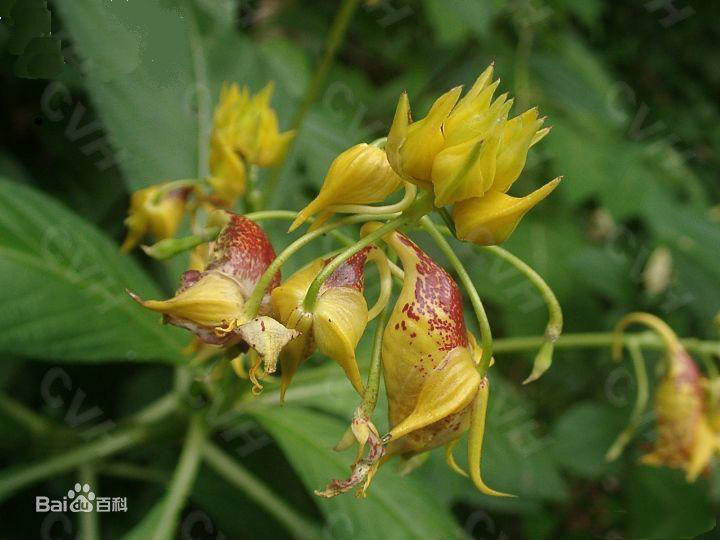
420,217,493,374
244,212,399,318
302,217,408,313
98,462,169,485
492,332,720,357
151,415,206,540
0,392,55,437
263,0,361,205
78,464,100,540
361,281,392,418
203,443,321,540
606,339,649,461
0,424,150,503
482,245,563,383
141,226,220,260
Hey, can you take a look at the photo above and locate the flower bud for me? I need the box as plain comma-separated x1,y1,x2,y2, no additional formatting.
290,144,403,232
208,131,247,206
213,82,295,168
386,86,462,186
121,183,189,252
453,178,561,245
130,212,296,370
271,246,391,399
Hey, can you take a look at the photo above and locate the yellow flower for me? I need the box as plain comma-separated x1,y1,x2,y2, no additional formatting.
614,312,718,482
129,211,296,371
453,178,561,245
386,64,559,244
121,183,188,252
271,246,391,399
317,225,509,498
214,82,295,168
208,131,247,206
289,143,404,232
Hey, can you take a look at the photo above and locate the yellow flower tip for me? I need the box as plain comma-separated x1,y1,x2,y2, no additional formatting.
129,272,247,328
453,177,561,245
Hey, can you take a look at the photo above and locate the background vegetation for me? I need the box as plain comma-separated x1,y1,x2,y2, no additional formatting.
0,0,718,539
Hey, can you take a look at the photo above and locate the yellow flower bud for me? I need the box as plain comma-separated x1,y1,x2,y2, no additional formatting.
121,183,188,252
386,86,462,186
212,82,295,168
271,247,391,399
208,131,247,206
453,178,561,245
289,143,403,232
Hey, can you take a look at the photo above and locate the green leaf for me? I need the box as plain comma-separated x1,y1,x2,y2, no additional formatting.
551,400,626,478
0,178,185,362
53,1,307,191
628,466,715,539
254,405,465,540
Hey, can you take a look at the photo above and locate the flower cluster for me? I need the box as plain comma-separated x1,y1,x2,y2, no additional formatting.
126,65,565,498
121,83,294,252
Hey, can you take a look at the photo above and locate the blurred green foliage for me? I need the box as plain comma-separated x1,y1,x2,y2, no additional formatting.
0,0,718,539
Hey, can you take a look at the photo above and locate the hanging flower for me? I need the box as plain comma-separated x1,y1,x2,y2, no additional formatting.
129,211,297,371
385,64,559,245
271,246,391,399
121,183,189,252
317,226,509,497
613,312,718,482
289,143,404,232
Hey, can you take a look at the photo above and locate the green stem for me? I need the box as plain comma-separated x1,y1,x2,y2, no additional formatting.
482,245,563,383
141,227,220,260
263,0,360,206
78,465,100,540
303,217,408,313
244,213,399,318
151,415,206,540
0,424,150,503
361,269,393,418
98,462,169,485
420,217,493,375
493,332,720,357
203,443,321,540
606,339,649,461
0,392,55,437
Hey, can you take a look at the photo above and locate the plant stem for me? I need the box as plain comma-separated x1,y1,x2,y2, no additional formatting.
303,216,408,313
98,462,169,485
78,464,100,540
263,0,360,206
0,392,55,437
606,339,649,461
151,415,206,540
203,442,322,540
0,424,150,503
493,332,720,357
420,217,493,375
244,213,399,318
361,282,391,419
141,227,220,260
